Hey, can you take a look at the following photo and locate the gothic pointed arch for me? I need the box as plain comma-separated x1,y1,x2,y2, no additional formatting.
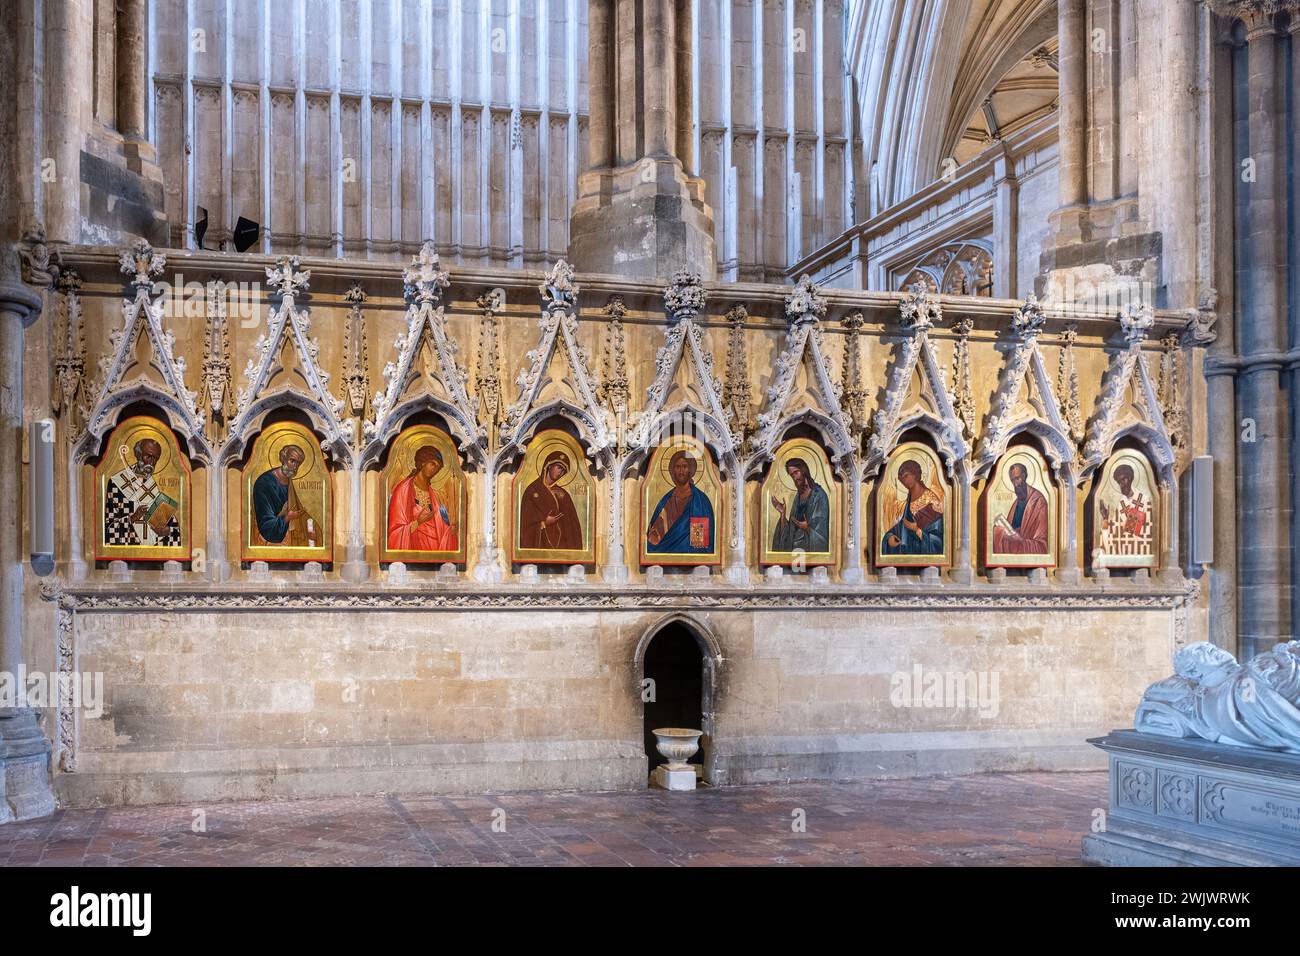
629,271,738,475
225,256,351,465
1081,303,1176,480
974,295,1076,480
499,259,612,464
362,241,484,468
749,275,856,476
865,291,969,479
76,240,209,464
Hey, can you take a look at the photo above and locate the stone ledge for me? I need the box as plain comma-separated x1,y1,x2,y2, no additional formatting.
45,580,1197,613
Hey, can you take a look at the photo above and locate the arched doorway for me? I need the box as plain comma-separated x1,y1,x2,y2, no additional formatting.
637,618,717,784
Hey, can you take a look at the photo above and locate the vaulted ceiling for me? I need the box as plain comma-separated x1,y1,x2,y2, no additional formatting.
847,0,1059,215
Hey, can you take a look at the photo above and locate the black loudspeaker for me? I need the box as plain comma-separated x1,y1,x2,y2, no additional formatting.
233,216,259,253
195,207,209,250
1191,455,1213,566
29,419,55,576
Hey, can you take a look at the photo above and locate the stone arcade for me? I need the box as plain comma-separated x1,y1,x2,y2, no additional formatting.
0,1,1296,871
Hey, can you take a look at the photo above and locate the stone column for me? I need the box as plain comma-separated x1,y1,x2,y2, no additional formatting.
1291,13,1300,636
587,0,614,170
43,0,91,244
1057,465,1082,585
569,0,715,280
0,269,57,823
674,0,693,173
1236,8,1290,655
114,0,159,179
951,472,973,585
1057,0,1088,211
114,0,147,140
841,459,862,584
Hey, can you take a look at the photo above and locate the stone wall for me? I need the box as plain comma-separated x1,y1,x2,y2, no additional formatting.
49,596,1181,807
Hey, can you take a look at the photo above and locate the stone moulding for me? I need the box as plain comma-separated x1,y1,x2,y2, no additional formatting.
45,580,1195,613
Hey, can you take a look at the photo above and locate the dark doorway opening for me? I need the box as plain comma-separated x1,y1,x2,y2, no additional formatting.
642,623,706,774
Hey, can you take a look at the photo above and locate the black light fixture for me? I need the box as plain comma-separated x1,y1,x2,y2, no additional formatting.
195,207,208,250
233,216,260,253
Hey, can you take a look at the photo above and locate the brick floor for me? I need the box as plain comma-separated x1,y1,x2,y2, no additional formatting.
0,771,1106,866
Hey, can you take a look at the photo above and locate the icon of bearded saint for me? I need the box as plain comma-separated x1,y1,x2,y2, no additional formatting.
103,437,181,548
1099,463,1151,550
646,449,714,554
252,443,320,547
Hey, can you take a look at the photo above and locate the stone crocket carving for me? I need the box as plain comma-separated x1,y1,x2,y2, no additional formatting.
1135,641,1300,754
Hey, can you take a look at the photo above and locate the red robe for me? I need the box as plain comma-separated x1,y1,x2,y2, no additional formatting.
387,473,456,552
993,486,1049,554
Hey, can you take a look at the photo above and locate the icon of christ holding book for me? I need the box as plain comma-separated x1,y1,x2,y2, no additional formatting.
646,450,714,554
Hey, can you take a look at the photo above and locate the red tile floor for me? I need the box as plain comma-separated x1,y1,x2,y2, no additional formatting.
0,770,1107,866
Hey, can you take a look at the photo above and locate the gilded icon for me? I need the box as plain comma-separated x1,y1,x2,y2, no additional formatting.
985,445,1056,569
1092,449,1158,569
512,429,595,565
640,434,722,567
876,441,949,568
95,415,190,562
241,421,332,562
759,437,838,568
380,424,467,564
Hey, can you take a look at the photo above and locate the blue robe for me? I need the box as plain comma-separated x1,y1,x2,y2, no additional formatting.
646,484,714,553
772,481,830,553
253,469,291,543
880,498,945,556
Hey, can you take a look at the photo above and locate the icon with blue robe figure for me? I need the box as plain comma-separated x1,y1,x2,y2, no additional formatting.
759,437,838,569
876,441,950,568
639,436,723,567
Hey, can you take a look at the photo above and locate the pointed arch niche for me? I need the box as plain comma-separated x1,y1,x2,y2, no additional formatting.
634,614,723,787
979,433,1061,575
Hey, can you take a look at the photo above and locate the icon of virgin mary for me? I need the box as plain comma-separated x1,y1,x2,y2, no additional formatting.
519,449,584,551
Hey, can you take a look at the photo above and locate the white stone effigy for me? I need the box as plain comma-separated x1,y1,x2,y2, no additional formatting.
1135,641,1300,754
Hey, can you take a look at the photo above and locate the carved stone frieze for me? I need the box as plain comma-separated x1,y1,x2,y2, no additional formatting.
341,283,370,422
1058,324,1084,447
1159,331,1190,472
839,312,867,438
475,288,505,451
949,316,976,443
598,296,631,443
196,278,235,445
722,305,755,453
52,269,86,433
48,580,1196,614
